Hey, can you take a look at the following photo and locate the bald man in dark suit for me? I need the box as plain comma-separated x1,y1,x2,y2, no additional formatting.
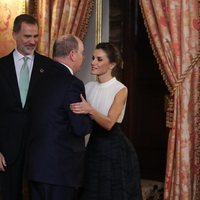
27,34,92,200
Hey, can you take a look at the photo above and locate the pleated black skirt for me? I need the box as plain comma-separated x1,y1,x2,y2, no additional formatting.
80,123,142,200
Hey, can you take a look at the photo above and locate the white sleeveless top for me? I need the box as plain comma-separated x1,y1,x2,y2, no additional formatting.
85,77,127,123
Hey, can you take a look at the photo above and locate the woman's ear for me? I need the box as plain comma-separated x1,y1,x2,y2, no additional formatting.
109,62,116,70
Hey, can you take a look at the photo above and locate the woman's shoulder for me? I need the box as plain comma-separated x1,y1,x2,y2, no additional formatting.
85,81,97,88
114,79,127,90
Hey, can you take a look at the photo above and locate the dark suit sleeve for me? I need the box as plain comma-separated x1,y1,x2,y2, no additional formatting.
65,78,92,136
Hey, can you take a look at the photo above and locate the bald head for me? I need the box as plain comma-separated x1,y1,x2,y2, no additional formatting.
53,34,85,73
53,34,79,57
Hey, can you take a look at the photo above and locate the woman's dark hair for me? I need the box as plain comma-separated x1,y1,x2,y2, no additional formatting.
96,42,123,76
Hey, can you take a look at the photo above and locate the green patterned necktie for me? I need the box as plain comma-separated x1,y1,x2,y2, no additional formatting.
19,57,29,107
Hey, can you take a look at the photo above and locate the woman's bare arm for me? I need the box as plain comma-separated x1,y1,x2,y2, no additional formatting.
70,87,127,130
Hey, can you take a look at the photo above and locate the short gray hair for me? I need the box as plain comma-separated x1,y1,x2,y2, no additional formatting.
53,34,78,57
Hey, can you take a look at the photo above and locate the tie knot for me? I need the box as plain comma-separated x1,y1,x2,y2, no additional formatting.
23,57,28,63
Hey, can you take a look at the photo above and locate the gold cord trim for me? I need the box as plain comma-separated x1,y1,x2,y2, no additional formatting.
139,0,172,94
79,0,95,40
172,52,200,95
139,0,200,128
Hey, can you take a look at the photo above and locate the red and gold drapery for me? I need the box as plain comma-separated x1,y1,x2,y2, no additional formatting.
139,0,200,199
34,0,94,57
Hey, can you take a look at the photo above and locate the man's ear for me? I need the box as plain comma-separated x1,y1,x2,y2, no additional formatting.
12,32,16,40
70,50,76,62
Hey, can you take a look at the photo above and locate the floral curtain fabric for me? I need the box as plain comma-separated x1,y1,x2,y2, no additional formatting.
0,0,26,57
34,0,94,57
139,0,200,199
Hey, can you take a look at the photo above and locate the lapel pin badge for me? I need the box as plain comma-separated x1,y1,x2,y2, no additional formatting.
40,68,44,73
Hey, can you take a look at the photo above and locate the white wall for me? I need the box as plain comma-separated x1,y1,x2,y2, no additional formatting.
102,0,109,42
76,0,109,84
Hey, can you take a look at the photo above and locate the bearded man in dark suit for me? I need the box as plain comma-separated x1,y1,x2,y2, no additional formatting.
27,34,92,200
0,14,55,200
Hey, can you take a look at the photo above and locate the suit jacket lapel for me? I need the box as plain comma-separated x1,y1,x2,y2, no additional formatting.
25,52,46,106
3,52,21,105
1,51,48,109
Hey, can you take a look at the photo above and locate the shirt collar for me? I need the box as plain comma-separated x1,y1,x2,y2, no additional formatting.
60,62,73,75
13,49,34,61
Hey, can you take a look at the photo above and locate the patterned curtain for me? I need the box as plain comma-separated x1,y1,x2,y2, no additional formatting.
34,0,94,57
0,0,26,57
139,0,200,200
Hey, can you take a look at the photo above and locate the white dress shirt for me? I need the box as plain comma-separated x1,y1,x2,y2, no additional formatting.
13,49,34,85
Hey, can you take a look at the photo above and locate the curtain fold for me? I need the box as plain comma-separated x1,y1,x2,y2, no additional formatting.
34,0,94,57
139,0,200,199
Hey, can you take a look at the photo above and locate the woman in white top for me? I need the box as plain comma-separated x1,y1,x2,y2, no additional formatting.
70,42,142,200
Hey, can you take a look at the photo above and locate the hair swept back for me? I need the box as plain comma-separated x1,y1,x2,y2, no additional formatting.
53,34,79,57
